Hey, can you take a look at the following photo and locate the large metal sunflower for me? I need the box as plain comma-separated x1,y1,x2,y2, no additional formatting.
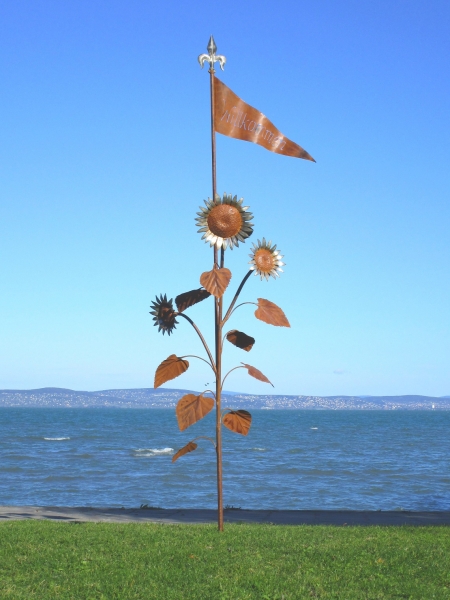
150,294,178,335
249,238,285,280
195,193,253,249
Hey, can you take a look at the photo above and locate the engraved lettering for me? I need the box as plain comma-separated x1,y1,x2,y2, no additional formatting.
247,120,255,132
240,113,249,130
229,107,240,127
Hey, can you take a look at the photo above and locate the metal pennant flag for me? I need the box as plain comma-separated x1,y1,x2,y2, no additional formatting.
213,76,315,161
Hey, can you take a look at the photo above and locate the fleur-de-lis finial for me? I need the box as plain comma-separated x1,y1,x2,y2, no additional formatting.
198,35,226,72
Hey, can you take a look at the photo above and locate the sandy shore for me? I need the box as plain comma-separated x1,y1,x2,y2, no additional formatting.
1,506,449,526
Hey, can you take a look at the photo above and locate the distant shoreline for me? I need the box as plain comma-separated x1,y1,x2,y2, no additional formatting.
1,387,449,410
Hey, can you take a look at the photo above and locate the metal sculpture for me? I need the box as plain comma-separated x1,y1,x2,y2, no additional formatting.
150,37,295,531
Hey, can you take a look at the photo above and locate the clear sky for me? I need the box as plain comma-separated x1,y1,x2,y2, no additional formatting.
1,0,449,396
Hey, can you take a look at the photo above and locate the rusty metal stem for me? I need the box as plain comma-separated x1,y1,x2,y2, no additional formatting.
177,313,216,374
210,67,223,532
221,365,245,390
181,355,215,371
222,271,253,324
192,435,217,448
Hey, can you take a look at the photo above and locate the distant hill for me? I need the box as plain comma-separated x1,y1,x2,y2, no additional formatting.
0,388,449,410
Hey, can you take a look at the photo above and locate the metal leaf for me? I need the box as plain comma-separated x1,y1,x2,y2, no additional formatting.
254,298,290,327
226,330,255,352
200,266,232,298
154,354,189,388
241,363,274,387
175,288,211,313
172,441,198,463
223,410,252,436
176,393,214,431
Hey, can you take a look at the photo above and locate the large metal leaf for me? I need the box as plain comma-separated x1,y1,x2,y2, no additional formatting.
176,393,214,431
226,330,255,352
254,298,290,327
175,288,211,313
200,266,231,298
154,354,189,388
223,410,252,435
241,362,273,387
172,441,198,463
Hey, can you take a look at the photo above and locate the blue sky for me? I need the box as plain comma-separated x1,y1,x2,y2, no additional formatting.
1,0,449,396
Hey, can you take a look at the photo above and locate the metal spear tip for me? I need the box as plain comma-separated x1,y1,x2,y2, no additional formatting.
207,35,217,56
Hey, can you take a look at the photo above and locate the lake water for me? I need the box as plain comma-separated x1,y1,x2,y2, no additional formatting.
1,408,449,510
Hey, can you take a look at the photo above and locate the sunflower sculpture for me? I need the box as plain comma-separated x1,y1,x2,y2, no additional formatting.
195,193,253,249
150,294,178,335
249,238,285,280
150,192,290,532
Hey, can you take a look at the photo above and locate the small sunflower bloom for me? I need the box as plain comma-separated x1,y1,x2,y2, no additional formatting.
195,193,253,249
150,294,178,335
249,238,285,280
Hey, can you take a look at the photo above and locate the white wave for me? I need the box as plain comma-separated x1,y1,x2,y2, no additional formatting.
44,437,70,441
310,427,318,430
134,447,174,457
252,447,266,452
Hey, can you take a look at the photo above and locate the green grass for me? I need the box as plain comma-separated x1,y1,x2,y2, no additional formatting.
0,522,449,599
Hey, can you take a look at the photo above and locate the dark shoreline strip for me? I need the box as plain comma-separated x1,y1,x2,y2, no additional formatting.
1,507,449,526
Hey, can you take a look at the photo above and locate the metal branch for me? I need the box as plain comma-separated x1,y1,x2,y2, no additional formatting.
222,271,253,325
192,435,217,449
221,365,245,390
223,301,257,326
181,355,215,372
177,312,216,374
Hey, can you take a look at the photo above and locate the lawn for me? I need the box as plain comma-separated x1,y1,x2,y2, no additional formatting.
0,521,449,599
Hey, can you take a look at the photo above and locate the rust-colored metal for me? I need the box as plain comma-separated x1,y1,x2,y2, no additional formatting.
150,36,306,532
225,330,255,351
213,76,315,162
200,265,232,298
250,238,285,281
172,441,198,463
150,294,178,335
207,42,224,532
176,393,214,431
223,410,252,436
241,363,274,387
154,355,189,388
195,193,254,251
254,298,291,327
207,204,243,238
175,288,211,313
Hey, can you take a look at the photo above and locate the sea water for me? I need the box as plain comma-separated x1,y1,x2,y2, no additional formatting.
1,408,449,510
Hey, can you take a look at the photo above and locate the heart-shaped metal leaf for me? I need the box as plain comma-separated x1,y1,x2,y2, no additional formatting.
254,298,290,327
176,393,214,431
241,363,273,387
172,441,198,463
223,410,252,435
226,330,255,352
154,354,189,388
200,266,231,298
175,288,211,313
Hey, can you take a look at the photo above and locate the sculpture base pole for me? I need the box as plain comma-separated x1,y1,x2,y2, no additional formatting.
209,66,224,532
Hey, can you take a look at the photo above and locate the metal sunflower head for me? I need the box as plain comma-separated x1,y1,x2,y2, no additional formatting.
150,294,178,335
249,238,285,280
195,193,253,250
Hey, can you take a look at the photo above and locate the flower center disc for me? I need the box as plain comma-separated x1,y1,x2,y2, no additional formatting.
254,249,275,273
207,205,242,238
